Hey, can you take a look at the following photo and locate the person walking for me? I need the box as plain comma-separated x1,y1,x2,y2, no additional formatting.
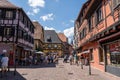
69,54,73,65
1,50,9,77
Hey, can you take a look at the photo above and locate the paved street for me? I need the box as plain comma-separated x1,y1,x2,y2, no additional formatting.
0,58,120,80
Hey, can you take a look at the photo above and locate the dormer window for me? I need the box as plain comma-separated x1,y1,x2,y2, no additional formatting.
47,36,52,42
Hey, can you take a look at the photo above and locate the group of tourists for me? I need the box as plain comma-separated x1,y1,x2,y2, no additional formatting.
17,53,59,66
41,54,59,64
63,52,89,66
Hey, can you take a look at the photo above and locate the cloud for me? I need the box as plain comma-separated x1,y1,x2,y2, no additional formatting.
33,8,40,14
27,8,40,16
27,11,34,16
28,0,45,8
27,0,44,15
70,20,74,23
44,26,61,32
40,13,54,21
63,27,74,43
62,22,69,27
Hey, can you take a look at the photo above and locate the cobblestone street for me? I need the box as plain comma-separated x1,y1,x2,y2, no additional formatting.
0,58,120,80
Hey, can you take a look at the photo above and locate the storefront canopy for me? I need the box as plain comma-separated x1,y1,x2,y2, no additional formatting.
111,51,120,55
35,51,44,54
82,50,90,54
77,50,90,56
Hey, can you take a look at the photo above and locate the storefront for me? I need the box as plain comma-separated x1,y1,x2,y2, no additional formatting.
103,39,120,77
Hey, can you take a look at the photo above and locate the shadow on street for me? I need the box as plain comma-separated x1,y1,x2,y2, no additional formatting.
0,71,26,80
9,63,57,69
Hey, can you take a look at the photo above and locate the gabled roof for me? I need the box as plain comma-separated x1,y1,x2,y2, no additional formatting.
58,33,68,43
44,30,62,43
0,0,19,9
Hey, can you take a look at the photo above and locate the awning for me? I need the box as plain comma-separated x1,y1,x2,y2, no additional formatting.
98,31,120,43
82,50,90,54
77,50,90,56
24,47,33,51
35,51,44,54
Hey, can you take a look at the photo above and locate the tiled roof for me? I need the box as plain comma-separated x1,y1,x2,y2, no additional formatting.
0,0,19,9
33,21,44,41
58,33,68,42
44,30,62,43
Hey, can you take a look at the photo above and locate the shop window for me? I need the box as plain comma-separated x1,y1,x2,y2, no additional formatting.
90,49,93,61
99,47,104,62
108,42,120,67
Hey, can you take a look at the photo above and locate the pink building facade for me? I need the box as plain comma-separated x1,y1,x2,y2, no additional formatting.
74,0,120,76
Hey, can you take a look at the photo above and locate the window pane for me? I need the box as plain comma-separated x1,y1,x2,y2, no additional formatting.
90,49,93,61
4,28,12,36
6,11,13,19
99,47,104,62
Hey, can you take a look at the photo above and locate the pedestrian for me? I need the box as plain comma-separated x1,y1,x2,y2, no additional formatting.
69,54,73,65
80,54,84,65
45,55,48,64
85,56,89,66
1,50,9,76
55,54,59,64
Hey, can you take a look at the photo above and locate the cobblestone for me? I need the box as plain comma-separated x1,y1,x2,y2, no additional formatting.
0,58,120,80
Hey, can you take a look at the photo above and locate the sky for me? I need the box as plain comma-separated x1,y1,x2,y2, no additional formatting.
9,0,86,43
